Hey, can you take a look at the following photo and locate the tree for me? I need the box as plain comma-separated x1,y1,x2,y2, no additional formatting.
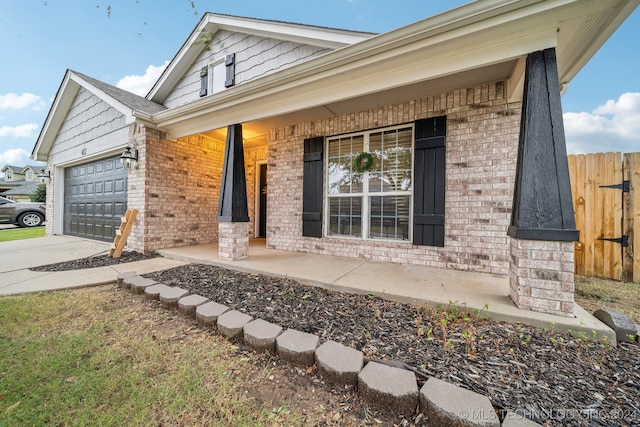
30,185,46,203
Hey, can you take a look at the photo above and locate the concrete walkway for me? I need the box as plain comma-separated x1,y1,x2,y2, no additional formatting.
157,240,615,340
0,235,186,296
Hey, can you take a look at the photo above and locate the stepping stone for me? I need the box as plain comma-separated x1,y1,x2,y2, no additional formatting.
243,319,283,353
502,411,543,427
357,361,418,416
315,340,363,387
593,308,637,343
195,301,229,326
420,377,499,426
159,287,189,308
178,294,209,318
125,276,158,294
144,283,173,300
275,329,319,367
217,310,253,341
117,271,137,288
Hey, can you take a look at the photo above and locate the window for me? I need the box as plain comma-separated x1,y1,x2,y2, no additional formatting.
326,125,413,241
199,54,235,97
5,170,12,180
26,170,33,181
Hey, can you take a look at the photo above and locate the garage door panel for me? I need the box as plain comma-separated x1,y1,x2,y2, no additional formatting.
64,155,127,242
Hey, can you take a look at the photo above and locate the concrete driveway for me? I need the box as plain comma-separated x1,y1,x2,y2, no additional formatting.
0,235,186,296
0,235,110,273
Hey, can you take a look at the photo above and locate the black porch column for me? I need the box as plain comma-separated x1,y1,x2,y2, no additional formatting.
508,48,578,317
217,124,249,260
218,123,249,223
508,48,578,241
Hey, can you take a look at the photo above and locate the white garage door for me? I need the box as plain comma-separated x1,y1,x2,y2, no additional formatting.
64,156,128,242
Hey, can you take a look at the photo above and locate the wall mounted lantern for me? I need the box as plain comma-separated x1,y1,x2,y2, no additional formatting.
120,146,138,170
38,170,51,184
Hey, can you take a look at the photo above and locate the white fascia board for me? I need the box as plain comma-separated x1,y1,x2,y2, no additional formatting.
68,73,136,123
32,71,79,162
204,13,374,48
32,71,137,162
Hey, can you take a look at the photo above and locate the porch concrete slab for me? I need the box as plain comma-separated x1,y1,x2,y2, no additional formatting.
178,294,209,318
144,283,173,300
195,301,229,325
243,318,283,353
158,242,615,342
420,377,499,426
217,310,253,341
159,287,189,308
315,340,364,387
275,329,319,367
357,361,419,416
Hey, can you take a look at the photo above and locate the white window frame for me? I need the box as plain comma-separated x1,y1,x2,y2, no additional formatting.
324,124,414,242
207,57,226,95
26,170,33,181
5,170,13,180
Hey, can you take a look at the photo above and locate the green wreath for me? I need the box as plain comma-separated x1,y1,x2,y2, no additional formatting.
353,152,375,173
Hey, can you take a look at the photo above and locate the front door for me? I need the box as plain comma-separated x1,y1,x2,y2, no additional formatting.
258,163,267,238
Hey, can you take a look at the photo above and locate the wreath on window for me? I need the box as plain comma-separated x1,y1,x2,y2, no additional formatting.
353,152,375,173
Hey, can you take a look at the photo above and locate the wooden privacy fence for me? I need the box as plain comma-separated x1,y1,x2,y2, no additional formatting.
568,152,639,282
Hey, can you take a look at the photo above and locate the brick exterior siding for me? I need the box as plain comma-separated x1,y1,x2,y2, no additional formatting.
267,80,521,276
126,126,226,253
509,238,575,316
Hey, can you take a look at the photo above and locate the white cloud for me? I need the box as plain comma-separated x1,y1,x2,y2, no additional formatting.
0,123,39,138
0,148,33,166
0,93,45,111
116,61,169,96
564,92,640,154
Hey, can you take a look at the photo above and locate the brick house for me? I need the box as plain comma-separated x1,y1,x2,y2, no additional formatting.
31,0,638,317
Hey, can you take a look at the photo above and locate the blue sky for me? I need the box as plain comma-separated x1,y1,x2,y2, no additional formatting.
1,0,638,169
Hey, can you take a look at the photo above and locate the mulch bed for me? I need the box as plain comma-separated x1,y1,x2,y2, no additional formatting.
33,255,640,426
29,251,160,272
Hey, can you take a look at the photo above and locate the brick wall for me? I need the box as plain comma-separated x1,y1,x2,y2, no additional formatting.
127,126,225,253
509,238,575,316
266,81,521,275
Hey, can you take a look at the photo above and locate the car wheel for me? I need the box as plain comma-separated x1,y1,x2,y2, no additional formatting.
18,212,44,227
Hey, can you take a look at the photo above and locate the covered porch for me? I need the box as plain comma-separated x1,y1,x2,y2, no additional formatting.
156,239,612,340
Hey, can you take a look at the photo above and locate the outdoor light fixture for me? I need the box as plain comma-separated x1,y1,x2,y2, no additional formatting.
120,146,138,170
38,170,51,184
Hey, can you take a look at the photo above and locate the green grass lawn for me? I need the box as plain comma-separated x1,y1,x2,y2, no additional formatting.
0,286,305,426
0,226,45,242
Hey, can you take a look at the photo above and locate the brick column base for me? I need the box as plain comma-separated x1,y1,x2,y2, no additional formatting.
509,238,575,317
218,222,249,261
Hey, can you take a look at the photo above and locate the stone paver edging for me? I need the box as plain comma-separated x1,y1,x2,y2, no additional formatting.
121,273,541,426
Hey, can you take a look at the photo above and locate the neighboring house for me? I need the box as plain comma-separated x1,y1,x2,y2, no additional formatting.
0,165,45,202
31,1,639,318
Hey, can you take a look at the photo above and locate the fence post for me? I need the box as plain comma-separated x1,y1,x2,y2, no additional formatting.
623,153,639,282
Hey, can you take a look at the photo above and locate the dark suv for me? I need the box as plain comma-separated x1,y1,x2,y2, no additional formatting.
0,196,46,227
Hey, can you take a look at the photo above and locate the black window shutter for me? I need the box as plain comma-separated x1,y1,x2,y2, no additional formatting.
302,137,324,238
225,53,236,88
413,116,446,247
199,66,208,97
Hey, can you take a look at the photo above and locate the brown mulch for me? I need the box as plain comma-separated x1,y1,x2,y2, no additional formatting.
34,256,640,426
